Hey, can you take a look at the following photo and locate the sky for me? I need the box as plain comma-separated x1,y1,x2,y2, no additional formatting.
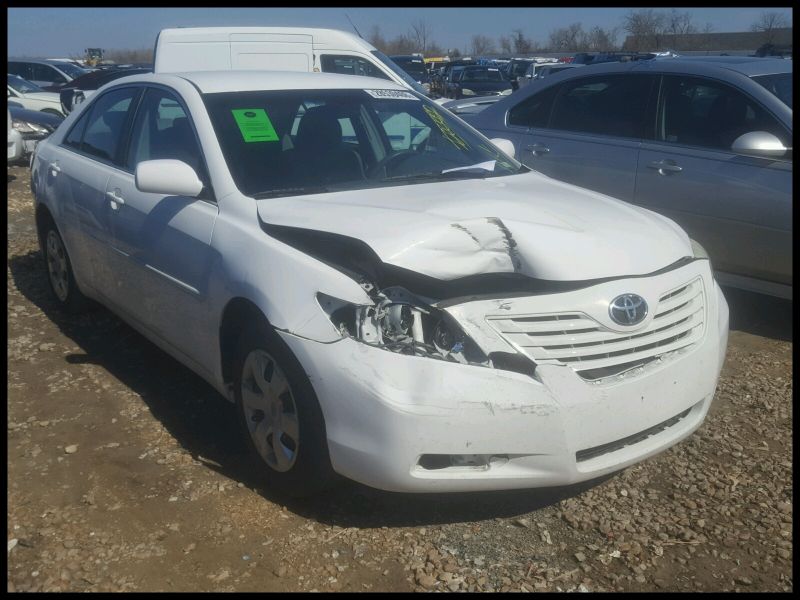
7,7,794,57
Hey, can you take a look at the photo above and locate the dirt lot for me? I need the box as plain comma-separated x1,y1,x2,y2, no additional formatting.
7,163,793,592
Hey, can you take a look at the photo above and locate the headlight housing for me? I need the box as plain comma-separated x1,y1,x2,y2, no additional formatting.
500,88,513,96
461,88,476,96
317,287,490,366
12,120,49,134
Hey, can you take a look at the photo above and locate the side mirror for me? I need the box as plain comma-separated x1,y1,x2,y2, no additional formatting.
490,138,516,159
135,159,204,197
731,131,790,158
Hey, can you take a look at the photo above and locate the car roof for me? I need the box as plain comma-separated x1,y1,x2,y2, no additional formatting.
631,56,792,77
107,70,409,94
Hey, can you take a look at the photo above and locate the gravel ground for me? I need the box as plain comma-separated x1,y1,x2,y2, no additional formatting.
7,164,793,592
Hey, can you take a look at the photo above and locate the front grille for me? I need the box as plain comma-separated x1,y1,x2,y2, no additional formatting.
575,406,693,462
487,277,705,381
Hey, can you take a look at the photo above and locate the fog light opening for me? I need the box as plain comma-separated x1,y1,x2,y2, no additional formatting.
417,454,509,471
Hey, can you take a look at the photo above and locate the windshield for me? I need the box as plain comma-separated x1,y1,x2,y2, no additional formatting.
7,75,45,94
510,61,532,77
370,50,429,95
751,73,792,109
50,61,88,79
203,88,524,198
460,68,503,82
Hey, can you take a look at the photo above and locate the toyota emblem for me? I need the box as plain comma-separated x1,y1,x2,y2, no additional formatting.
609,294,648,326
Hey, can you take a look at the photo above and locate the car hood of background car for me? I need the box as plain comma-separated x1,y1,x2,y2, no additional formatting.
18,91,61,104
459,80,511,91
256,171,692,282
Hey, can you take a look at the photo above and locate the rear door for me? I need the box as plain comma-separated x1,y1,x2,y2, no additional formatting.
514,73,656,201
54,86,142,294
104,86,219,364
634,74,792,287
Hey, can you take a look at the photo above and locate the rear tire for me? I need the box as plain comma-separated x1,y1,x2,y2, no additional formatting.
233,321,336,498
39,220,90,313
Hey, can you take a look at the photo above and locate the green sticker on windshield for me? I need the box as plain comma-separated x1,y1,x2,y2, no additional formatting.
231,109,279,143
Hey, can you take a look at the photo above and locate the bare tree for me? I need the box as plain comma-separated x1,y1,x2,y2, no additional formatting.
665,9,695,49
751,11,789,44
584,26,619,52
409,19,433,53
548,23,586,52
470,34,496,56
511,29,534,54
498,35,512,55
367,25,388,53
622,8,667,51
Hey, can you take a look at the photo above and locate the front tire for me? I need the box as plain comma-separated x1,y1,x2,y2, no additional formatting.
233,322,336,497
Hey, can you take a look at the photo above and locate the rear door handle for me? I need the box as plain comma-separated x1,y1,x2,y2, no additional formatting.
526,143,550,156
647,160,683,175
49,161,61,174
106,189,125,208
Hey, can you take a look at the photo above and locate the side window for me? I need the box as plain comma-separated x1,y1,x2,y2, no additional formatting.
549,75,653,138
32,64,64,84
62,109,91,149
320,55,391,80
659,75,791,152
80,87,139,163
126,88,204,178
508,84,559,128
8,63,32,80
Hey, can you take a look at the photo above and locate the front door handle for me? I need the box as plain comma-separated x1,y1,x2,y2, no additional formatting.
526,143,550,156
49,161,61,175
647,160,683,175
106,189,125,208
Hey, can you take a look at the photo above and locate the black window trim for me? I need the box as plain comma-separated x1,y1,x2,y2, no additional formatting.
505,81,561,131
121,82,217,203
58,82,217,202
650,73,792,162
59,85,144,170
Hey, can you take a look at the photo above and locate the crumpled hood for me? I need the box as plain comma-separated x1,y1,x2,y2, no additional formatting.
256,171,692,281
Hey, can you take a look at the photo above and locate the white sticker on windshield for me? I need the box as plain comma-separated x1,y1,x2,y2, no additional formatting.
364,89,419,100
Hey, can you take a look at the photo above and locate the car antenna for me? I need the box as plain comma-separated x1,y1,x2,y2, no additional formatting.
345,13,363,39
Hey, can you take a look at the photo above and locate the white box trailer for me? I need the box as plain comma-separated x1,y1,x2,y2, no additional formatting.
153,27,429,95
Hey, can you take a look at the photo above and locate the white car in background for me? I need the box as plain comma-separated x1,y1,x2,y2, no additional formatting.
30,69,728,496
7,74,65,116
8,109,23,162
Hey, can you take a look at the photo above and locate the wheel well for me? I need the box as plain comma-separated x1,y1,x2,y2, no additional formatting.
219,298,270,386
35,204,56,248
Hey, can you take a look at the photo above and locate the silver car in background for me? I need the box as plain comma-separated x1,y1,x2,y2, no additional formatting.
469,57,792,299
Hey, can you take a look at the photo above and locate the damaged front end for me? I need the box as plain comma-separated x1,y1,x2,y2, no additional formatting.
259,220,539,376
317,286,493,368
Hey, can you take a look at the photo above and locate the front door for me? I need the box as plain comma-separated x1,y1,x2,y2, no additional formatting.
634,75,793,286
105,87,219,367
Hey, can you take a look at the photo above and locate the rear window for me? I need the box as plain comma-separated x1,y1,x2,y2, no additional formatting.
461,68,502,82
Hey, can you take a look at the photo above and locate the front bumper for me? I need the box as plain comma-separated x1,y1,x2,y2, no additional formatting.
280,263,729,493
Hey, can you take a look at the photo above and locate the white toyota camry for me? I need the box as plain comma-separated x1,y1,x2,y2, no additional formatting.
30,69,729,495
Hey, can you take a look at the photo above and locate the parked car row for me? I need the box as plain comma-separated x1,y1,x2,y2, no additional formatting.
10,26,790,501
8,58,89,91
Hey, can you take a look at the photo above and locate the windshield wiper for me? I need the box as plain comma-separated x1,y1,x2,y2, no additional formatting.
383,169,494,184
252,185,330,199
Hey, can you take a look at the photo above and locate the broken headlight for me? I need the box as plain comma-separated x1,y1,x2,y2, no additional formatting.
317,286,490,366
